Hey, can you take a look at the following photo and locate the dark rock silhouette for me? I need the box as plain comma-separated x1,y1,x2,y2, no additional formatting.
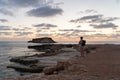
10,57,39,65
28,37,56,43
7,64,44,73
28,44,77,52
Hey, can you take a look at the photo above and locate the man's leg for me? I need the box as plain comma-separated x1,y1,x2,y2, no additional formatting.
80,47,84,57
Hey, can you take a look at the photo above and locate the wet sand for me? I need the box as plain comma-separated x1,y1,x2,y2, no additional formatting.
1,44,120,80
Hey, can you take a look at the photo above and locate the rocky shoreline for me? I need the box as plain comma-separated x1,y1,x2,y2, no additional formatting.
1,44,120,80
6,43,81,74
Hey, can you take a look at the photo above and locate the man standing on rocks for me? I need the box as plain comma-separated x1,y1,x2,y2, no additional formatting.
79,36,86,57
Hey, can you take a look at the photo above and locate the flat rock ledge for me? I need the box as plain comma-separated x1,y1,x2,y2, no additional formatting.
10,57,39,65
7,64,44,73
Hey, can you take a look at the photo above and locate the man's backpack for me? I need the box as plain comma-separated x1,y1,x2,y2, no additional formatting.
82,40,86,46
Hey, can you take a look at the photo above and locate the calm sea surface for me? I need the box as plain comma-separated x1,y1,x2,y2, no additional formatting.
0,41,43,78
0,41,120,78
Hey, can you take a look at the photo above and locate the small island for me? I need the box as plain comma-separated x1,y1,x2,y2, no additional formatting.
28,37,56,43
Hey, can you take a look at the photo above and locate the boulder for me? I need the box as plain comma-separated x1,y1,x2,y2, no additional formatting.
56,60,71,71
43,66,56,75
28,37,56,43
43,61,71,75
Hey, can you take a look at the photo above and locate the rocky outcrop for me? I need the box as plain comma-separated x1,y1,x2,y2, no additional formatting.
7,64,44,73
28,37,56,43
7,43,79,74
10,57,39,65
28,44,77,52
43,61,71,75
43,66,57,75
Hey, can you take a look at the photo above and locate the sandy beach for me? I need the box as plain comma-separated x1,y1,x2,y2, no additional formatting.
1,44,120,80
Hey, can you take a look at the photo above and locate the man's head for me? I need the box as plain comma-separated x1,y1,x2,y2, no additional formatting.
80,36,83,40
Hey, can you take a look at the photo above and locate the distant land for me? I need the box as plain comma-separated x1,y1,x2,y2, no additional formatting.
28,37,56,43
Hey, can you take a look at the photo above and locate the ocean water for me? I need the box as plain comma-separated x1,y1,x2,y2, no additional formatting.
0,41,43,78
59,41,120,44
0,41,120,78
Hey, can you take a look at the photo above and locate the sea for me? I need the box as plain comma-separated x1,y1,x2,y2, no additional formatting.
0,41,120,78
0,41,44,78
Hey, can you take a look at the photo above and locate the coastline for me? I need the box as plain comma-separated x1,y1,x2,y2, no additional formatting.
1,44,120,80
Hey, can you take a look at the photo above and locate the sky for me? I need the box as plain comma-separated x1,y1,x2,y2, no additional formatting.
0,0,120,41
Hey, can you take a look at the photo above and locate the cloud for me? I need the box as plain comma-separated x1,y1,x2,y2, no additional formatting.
116,30,120,32
56,31,84,37
70,14,103,23
55,2,64,5
59,29,74,32
12,27,32,31
76,25,81,28
70,14,119,23
79,9,98,14
0,0,63,17
14,31,33,36
8,0,43,7
36,29,42,32
80,15,102,20
92,33,108,37
0,0,45,8
36,33,51,37
85,33,120,39
0,0,6,6
90,17,119,23
60,29,82,32
0,8,14,16
33,23,58,28
70,14,119,30
116,0,120,3
0,32,12,35
90,23,118,29
80,33,107,38
27,6,63,17
109,34,120,38
0,26,11,30
69,33,120,40
0,19,8,22
55,33,72,37
58,29,95,37
59,29,95,32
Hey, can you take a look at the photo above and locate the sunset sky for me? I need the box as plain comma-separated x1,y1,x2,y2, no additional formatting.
0,0,120,41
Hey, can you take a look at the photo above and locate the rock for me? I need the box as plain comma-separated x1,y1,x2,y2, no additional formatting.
28,37,56,43
43,66,56,75
43,61,71,75
67,64,87,74
7,64,44,73
10,57,39,65
28,44,77,53
56,61,71,71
